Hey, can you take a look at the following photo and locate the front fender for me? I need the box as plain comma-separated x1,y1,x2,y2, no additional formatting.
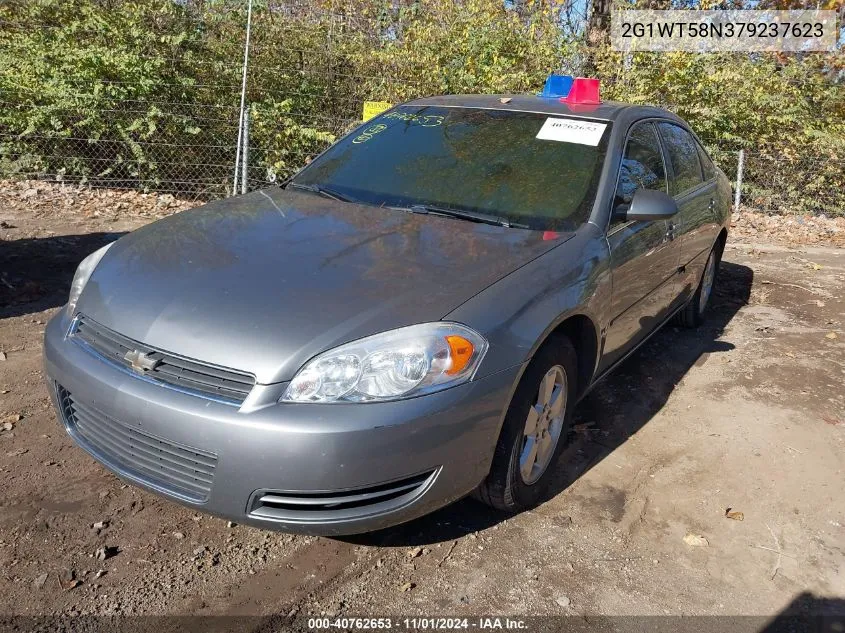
445,224,611,382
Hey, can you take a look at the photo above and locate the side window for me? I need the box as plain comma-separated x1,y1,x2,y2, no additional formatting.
696,142,716,181
613,122,667,219
656,122,703,196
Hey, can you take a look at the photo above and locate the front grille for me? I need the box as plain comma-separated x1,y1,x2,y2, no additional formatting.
248,470,437,523
71,314,255,405
58,386,217,502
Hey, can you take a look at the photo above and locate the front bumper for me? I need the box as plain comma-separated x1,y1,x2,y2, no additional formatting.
43,313,521,535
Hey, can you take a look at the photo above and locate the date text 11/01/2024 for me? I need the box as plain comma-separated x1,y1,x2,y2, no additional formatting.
307,617,529,630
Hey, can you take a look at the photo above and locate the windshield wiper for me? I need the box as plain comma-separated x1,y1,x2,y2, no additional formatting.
286,182,355,203
399,204,529,229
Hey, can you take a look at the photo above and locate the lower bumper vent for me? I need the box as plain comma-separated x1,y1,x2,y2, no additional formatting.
57,385,217,502
248,470,437,523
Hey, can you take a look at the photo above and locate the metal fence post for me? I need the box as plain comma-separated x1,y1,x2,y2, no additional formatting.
241,106,249,195
232,0,253,196
734,148,745,213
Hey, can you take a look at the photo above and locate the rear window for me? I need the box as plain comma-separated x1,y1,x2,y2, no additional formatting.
697,142,717,181
291,105,611,231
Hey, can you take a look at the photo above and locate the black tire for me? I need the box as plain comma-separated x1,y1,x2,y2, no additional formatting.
677,241,722,328
476,334,578,512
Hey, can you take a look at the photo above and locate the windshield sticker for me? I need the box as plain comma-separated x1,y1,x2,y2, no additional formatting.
352,123,388,144
362,100,392,122
536,118,607,146
382,112,444,127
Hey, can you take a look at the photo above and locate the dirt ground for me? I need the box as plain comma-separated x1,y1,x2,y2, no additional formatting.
1,182,843,625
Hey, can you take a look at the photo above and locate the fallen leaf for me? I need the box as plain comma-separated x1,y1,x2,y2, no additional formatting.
683,533,709,547
0,351,6,361
60,570,81,591
399,582,416,592
725,508,744,521
825,332,838,340
499,97,512,104
407,546,423,559
808,262,822,270
555,595,571,608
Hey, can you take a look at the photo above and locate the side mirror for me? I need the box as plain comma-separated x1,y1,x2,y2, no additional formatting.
622,189,679,222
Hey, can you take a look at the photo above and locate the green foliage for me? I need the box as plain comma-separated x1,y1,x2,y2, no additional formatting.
0,0,339,194
0,0,842,213
341,0,572,100
0,0,211,189
250,99,336,182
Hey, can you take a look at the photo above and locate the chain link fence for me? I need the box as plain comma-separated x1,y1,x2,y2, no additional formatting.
0,3,842,215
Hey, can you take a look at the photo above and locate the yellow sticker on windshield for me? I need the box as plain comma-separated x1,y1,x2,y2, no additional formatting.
363,101,392,122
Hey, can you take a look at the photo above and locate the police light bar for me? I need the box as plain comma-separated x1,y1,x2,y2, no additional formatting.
539,74,601,105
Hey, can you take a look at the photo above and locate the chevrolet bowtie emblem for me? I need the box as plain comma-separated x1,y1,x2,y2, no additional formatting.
124,349,160,373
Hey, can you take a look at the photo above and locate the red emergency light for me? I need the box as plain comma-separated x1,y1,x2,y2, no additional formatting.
560,77,601,105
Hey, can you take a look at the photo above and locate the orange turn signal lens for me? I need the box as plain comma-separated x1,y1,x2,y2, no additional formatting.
445,335,475,375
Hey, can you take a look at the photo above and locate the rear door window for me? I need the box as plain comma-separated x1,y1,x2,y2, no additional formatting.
656,122,704,196
696,142,716,181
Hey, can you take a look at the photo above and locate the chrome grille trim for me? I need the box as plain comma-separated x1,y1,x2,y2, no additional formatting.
58,385,217,502
247,469,439,524
69,314,255,406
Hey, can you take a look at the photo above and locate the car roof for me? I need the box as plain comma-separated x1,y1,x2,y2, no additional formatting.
405,94,679,125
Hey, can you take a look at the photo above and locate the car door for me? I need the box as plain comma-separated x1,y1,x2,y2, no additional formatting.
601,121,682,371
655,121,717,299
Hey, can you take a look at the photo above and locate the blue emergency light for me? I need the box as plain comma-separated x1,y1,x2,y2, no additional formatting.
540,74,574,99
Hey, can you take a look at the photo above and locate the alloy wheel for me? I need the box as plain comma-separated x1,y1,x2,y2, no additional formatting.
519,365,567,485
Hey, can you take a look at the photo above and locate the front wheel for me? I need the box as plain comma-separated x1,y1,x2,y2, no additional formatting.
476,335,577,512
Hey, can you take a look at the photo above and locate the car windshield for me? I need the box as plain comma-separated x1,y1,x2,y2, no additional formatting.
289,105,611,231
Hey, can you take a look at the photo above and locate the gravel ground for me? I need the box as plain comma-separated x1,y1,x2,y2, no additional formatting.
1,181,843,626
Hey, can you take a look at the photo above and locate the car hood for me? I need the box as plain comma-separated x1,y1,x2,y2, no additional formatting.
77,188,570,384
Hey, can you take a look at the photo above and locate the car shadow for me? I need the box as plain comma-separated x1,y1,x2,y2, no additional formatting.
345,260,754,547
759,592,845,630
0,232,125,319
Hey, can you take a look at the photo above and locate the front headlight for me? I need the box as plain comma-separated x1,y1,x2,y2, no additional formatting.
282,323,488,403
66,242,114,316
